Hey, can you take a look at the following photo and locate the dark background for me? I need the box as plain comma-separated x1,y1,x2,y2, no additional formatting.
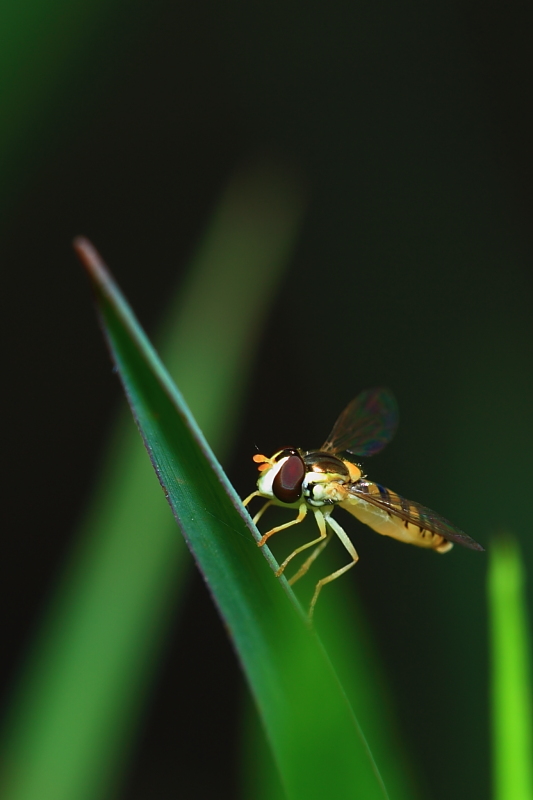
2,0,533,797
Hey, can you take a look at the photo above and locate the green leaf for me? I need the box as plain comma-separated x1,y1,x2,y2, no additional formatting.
488,535,533,800
75,238,390,800
0,163,306,800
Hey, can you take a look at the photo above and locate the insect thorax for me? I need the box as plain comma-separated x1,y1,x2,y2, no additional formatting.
302,451,354,508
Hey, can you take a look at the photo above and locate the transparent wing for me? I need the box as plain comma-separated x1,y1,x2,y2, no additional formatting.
321,387,399,456
348,481,484,550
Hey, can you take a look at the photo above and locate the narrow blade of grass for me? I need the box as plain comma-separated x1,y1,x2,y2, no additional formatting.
488,535,533,800
74,239,390,800
242,579,424,800
0,163,305,800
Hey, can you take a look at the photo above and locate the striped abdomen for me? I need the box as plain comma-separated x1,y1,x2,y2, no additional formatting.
340,480,462,552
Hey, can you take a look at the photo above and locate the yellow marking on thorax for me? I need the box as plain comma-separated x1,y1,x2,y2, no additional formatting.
342,460,362,482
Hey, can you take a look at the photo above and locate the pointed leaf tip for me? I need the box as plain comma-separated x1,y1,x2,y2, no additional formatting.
73,236,109,283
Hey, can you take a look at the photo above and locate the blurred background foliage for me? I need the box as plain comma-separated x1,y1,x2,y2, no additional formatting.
2,0,532,798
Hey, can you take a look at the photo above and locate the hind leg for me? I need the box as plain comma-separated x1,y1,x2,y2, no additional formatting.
288,531,333,585
275,509,329,578
308,515,359,621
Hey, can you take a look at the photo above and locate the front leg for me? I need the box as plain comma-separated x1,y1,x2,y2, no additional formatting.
257,503,308,547
252,501,272,526
243,490,261,507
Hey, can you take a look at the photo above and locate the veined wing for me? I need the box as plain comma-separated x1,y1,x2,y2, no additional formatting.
348,480,484,550
321,387,398,457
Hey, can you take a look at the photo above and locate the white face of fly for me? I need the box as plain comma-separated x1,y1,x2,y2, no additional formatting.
256,456,288,499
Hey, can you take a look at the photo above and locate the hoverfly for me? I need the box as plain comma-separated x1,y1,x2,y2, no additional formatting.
243,388,483,620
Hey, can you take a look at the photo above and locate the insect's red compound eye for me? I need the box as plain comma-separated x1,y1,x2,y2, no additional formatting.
272,454,305,504
273,447,297,461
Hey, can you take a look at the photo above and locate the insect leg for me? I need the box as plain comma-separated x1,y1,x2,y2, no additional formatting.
276,508,329,578
287,530,333,585
308,515,359,621
243,490,262,507
243,492,273,526
257,503,308,548
252,501,272,526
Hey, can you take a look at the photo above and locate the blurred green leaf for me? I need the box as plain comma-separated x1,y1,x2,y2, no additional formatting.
0,0,110,209
488,535,533,800
73,238,390,800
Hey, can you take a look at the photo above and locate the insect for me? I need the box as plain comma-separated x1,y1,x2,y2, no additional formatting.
243,387,484,620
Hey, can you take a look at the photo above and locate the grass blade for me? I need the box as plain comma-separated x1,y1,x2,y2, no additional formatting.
488,535,533,800
75,239,390,800
0,163,305,800
242,580,424,800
